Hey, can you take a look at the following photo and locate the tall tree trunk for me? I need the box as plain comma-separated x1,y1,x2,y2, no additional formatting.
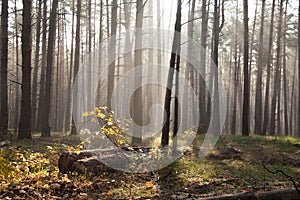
87,0,92,110
262,0,275,135
0,0,9,133
64,0,75,132
71,0,82,135
40,0,59,137
254,0,265,135
37,0,48,131
31,0,42,131
198,0,208,134
211,0,224,136
132,0,144,146
242,0,249,136
106,0,117,108
270,0,284,136
290,49,297,136
14,0,20,131
19,0,33,139
282,0,289,136
183,0,195,132
161,0,181,147
231,0,238,135
276,64,282,135
298,0,300,136
248,0,258,132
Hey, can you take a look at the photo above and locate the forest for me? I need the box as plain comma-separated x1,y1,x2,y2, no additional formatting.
0,0,300,199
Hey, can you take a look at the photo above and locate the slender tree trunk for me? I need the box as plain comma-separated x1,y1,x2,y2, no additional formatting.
31,0,42,131
211,0,224,136
65,0,75,132
231,0,238,135
282,0,289,136
37,0,48,131
0,0,8,133
290,49,297,135
40,0,59,137
276,64,282,135
106,0,117,108
71,0,82,135
19,0,33,139
87,0,92,110
298,0,300,136
242,0,249,136
262,0,276,135
248,0,258,132
198,0,208,134
132,0,144,146
14,0,20,131
161,0,181,147
254,0,265,135
270,0,284,136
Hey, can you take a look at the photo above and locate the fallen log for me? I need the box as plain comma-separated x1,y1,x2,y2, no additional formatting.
58,147,154,174
199,189,300,200
58,149,119,174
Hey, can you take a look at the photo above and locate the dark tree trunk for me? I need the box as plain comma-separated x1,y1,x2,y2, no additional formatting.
270,0,284,136
262,0,276,135
242,0,249,136
231,0,238,135
0,0,9,133
198,0,208,134
40,0,59,137
161,0,181,147
70,0,82,135
18,0,33,139
254,0,265,135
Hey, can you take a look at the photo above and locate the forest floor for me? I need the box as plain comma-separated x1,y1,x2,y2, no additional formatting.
0,132,300,199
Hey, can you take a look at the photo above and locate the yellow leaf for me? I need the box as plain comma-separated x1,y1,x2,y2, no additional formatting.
145,181,153,188
107,191,113,195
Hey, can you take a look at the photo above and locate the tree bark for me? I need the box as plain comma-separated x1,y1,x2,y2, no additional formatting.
298,0,300,136
242,0,249,136
70,0,82,135
40,0,59,137
18,0,33,139
282,0,289,136
198,0,208,134
31,0,42,132
270,0,284,136
262,0,276,135
13,0,20,131
36,0,48,132
64,0,75,132
254,0,265,135
231,0,238,135
132,0,144,146
161,0,181,147
0,0,9,132
106,0,117,108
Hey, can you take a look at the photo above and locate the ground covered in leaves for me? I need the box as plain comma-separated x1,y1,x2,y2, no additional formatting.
1,133,300,199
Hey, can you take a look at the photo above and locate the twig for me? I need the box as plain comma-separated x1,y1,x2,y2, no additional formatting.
262,164,300,193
